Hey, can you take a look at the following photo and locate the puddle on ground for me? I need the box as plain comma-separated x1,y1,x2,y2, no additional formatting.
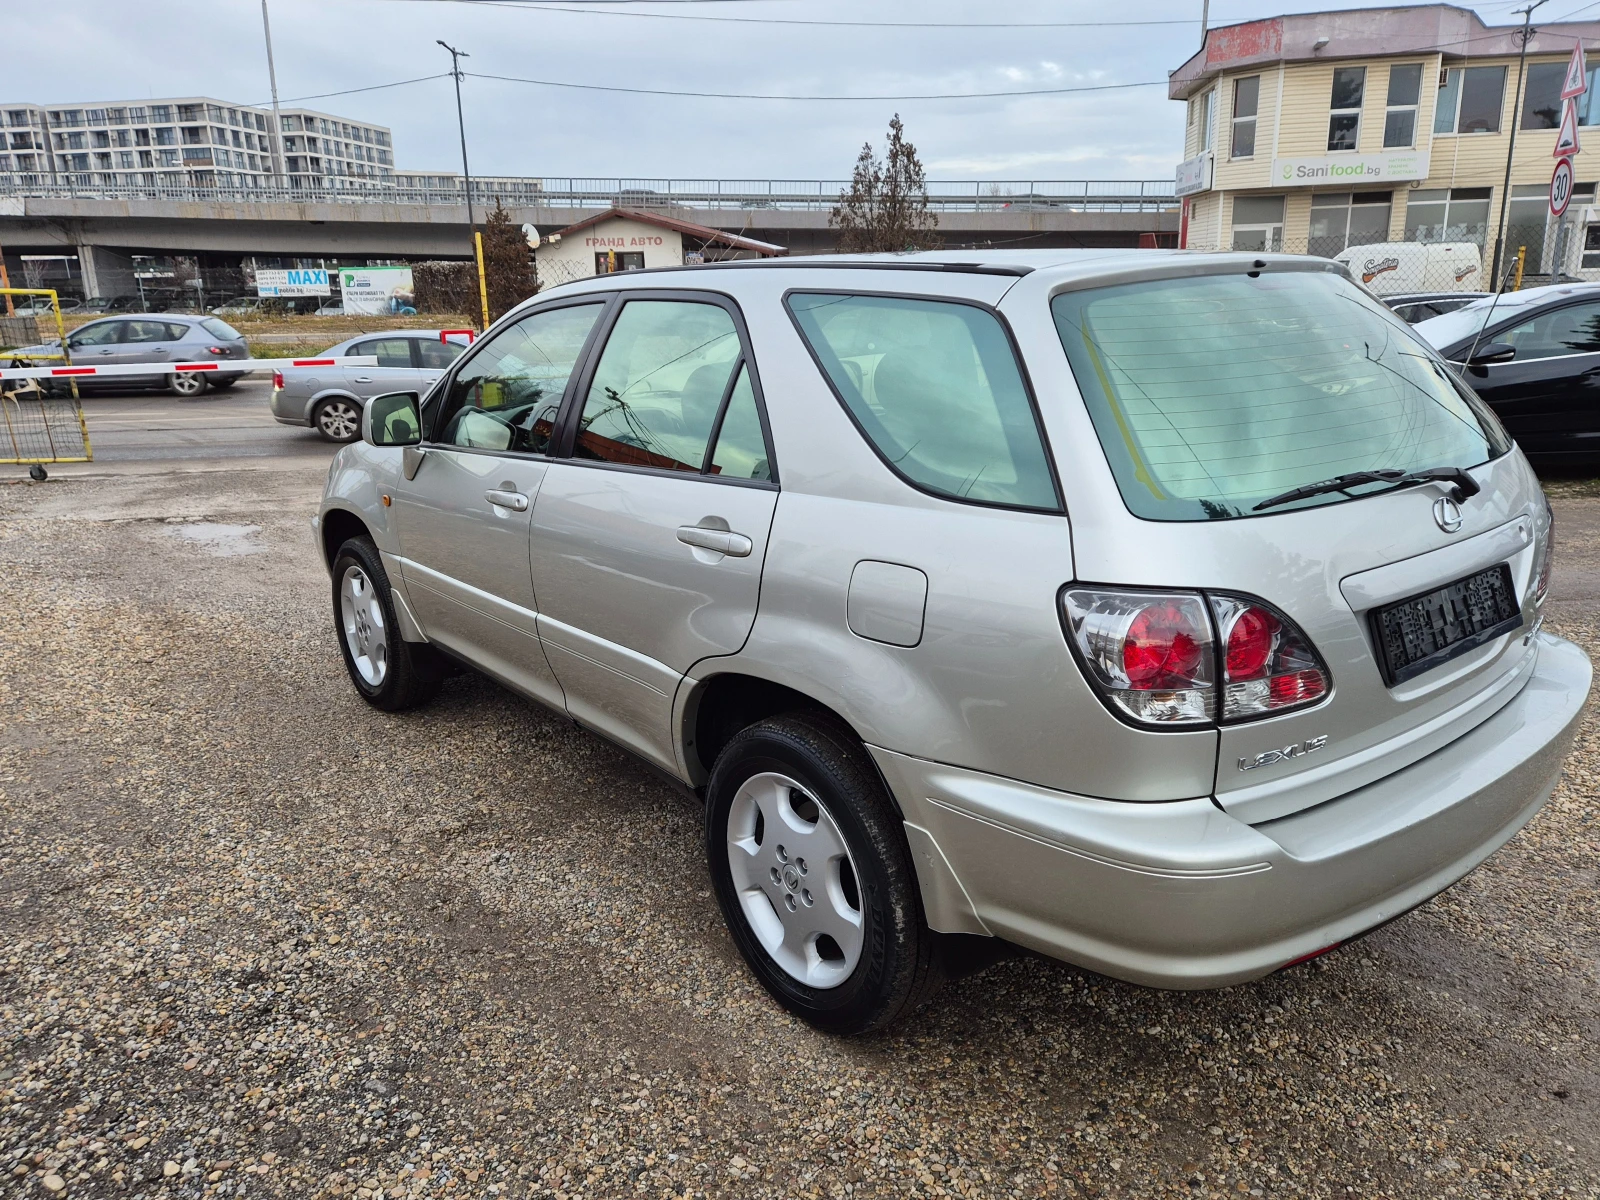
163,521,266,557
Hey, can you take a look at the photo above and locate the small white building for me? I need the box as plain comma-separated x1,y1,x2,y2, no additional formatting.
538,207,784,286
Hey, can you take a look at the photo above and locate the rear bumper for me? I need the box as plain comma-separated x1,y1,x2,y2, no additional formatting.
872,631,1591,989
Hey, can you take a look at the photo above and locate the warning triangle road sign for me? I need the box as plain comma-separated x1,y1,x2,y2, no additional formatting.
1564,42,1589,100
1556,98,1582,156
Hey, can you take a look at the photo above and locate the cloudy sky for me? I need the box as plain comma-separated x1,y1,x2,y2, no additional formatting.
8,0,1558,183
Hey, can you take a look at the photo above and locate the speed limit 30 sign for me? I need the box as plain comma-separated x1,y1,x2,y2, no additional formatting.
1552,155,1576,218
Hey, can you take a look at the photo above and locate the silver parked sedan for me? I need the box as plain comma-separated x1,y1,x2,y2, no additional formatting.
270,330,469,442
16,314,250,395
313,251,1591,1034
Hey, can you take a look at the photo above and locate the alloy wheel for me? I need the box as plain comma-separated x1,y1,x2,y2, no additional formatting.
339,564,388,687
169,371,207,397
318,399,361,441
725,771,864,989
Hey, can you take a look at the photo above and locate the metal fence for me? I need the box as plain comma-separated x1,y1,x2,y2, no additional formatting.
0,175,1179,214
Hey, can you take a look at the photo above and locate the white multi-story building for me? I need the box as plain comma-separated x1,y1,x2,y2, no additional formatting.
0,96,394,193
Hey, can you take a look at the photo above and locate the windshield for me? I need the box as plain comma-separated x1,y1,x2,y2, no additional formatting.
1051,269,1510,521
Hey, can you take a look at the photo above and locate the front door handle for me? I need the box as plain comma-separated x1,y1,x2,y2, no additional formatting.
676,525,752,557
485,489,529,512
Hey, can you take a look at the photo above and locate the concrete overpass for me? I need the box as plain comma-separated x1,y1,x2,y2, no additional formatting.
0,179,1179,298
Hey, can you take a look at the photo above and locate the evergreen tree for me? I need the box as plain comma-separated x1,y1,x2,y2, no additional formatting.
480,199,539,321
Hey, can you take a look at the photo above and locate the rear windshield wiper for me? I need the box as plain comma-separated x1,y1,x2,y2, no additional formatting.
1253,466,1481,513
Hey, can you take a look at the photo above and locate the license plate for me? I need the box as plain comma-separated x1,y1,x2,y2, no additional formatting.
1372,563,1522,685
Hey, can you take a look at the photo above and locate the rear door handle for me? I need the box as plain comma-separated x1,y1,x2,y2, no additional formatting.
354,375,374,382
676,525,752,557
485,489,529,512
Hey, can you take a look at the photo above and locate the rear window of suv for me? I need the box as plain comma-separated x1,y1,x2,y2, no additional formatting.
1050,269,1510,521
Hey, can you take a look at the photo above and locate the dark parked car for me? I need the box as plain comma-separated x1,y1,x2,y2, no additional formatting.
1382,290,1484,324
1416,282,1600,461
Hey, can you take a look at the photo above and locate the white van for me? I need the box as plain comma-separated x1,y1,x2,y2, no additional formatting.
1333,241,1484,296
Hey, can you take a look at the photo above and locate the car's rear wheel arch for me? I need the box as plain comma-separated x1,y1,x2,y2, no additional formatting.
684,673,896,808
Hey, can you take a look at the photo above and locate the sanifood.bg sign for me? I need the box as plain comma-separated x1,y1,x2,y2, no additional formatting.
1175,153,1213,197
256,268,330,297
1271,151,1427,185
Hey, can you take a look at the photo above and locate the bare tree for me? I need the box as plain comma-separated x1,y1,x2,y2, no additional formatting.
830,114,941,254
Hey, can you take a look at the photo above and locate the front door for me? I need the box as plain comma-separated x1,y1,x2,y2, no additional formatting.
1465,297,1600,456
530,294,780,773
388,300,609,709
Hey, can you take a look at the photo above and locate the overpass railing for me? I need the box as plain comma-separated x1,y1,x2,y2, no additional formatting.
0,175,1179,214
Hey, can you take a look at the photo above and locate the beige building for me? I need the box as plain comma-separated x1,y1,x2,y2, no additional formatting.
537,208,784,287
1171,5,1600,282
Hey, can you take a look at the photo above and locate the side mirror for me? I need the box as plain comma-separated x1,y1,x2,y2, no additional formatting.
362,391,421,446
1466,342,1516,366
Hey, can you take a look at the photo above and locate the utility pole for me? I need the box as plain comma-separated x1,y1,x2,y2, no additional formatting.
1200,0,1210,47
261,0,287,186
1493,0,1549,283
439,40,490,330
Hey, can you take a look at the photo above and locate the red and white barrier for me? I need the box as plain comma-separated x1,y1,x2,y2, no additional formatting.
0,355,381,383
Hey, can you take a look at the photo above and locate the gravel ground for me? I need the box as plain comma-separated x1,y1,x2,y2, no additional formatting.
1,464,1597,1200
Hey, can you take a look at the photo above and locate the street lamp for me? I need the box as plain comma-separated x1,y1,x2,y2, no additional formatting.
438,40,490,330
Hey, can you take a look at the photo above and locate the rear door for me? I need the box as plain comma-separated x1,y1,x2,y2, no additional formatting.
116,319,186,383
529,290,780,773
413,334,467,387
348,336,424,398
1459,297,1600,456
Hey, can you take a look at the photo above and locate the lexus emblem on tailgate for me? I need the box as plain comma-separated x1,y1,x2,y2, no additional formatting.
1239,735,1329,772
1433,496,1464,533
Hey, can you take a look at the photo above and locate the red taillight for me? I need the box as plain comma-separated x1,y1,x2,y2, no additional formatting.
1123,602,1207,689
1211,595,1329,721
272,370,284,389
1534,501,1554,606
1062,588,1330,729
207,345,226,355
1062,590,1216,726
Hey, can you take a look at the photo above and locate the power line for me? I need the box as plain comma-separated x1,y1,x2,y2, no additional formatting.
464,69,1167,100
243,72,453,109
368,0,1195,28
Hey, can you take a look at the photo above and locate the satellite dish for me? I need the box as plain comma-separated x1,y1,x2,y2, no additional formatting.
521,222,541,248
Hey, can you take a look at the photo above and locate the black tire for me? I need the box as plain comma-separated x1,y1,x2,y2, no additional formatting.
168,371,209,397
330,535,442,712
28,464,47,482
314,396,362,443
705,712,944,1035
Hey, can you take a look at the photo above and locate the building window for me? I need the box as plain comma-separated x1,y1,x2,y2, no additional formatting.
178,104,202,122
1434,66,1507,134
1384,64,1422,147
1231,75,1260,158
91,131,110,148
1191,89,1217,152
1308,191,1393,256
134,128,151,146
1523,61,1567,129
1231,195,1285,252
1328,67,1366,151
155,127,176,146
117,151,134,169
1405,187,1493,247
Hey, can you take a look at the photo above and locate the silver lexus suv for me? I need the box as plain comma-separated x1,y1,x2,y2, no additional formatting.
316,251,1591,1034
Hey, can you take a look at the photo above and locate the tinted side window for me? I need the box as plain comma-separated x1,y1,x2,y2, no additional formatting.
575,300,740,472
709,365,771,481
435,303,603,453
417,338,466,369
70,320,124,346
122,320,178,343
1500,301,1600,359
352,337,414,368
786,293,1058,510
